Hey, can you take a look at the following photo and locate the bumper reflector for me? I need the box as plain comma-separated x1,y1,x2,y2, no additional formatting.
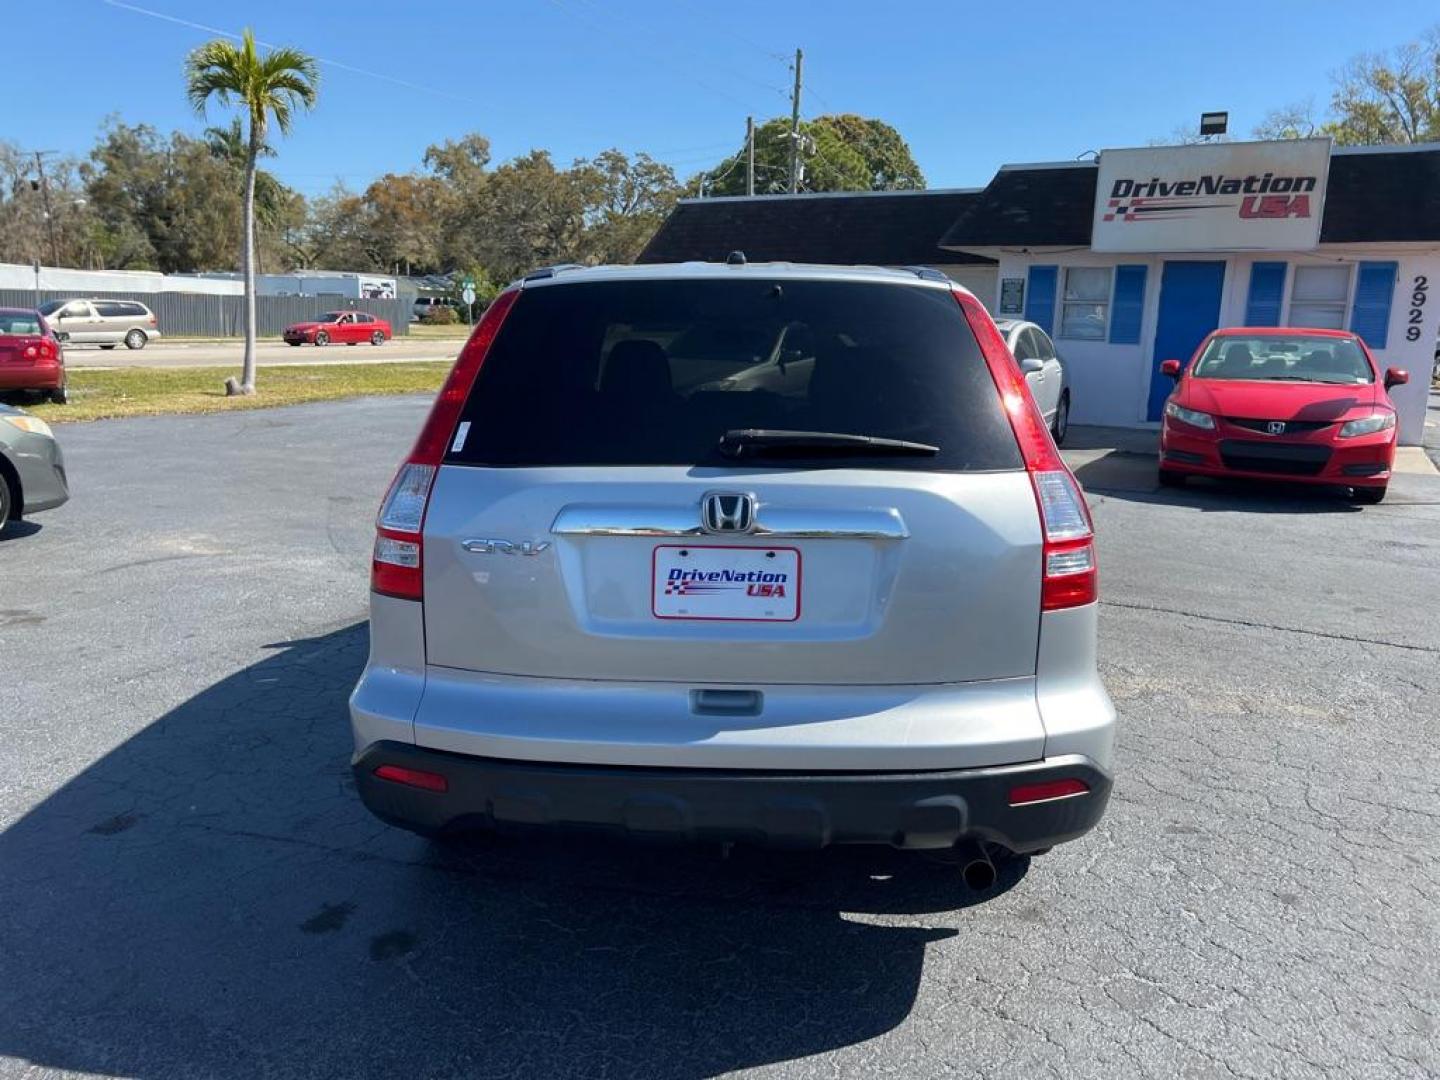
374,764,449,793
1008,778,1089,806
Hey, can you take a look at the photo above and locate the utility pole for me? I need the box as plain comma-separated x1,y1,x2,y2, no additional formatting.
746,116,755,197
31,151,60,268
787,48,803,194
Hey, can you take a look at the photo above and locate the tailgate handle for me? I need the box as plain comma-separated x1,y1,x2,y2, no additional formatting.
552,505,907,540
690,689,763,717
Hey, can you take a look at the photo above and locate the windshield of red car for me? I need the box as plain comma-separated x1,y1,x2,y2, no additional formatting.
1192,334,1374,385
0,313,43,335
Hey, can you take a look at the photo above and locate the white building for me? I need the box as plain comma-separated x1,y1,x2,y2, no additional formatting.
940,140,1439,446
194,270,398,300
0,262,242,295
642,139,1439,446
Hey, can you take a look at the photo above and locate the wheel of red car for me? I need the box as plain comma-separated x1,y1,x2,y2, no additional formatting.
50,384,68,405
370,330,386,346
314,331,329,346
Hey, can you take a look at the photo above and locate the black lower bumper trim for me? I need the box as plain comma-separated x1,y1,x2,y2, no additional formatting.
353,742,1112,854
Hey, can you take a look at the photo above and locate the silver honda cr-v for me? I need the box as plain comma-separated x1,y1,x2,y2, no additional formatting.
350,261,1114,876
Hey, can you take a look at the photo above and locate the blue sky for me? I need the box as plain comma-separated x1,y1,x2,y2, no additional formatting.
6,1,1431,198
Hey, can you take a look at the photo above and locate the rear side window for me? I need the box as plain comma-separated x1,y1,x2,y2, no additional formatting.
447,278,1022,472
94,302,126,317
122,302,148,316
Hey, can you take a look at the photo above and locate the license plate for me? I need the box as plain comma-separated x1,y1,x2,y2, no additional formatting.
652,544,801,621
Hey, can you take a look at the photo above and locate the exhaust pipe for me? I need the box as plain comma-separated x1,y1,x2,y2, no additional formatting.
956,838,997,891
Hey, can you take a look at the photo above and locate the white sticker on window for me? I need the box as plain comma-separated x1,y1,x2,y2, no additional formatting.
451,421,471,453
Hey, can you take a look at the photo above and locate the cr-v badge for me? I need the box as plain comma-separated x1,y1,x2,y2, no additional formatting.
461,539,551,555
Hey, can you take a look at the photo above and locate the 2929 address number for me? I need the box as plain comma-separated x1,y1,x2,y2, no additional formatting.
1405,274,1428,342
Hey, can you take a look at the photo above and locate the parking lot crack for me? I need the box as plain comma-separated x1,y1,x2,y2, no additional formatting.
1102,599,1440,654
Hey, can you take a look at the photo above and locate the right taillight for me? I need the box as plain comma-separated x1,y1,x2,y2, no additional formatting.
370,288,520,601
952,288,1097,611
1032,469,1096,610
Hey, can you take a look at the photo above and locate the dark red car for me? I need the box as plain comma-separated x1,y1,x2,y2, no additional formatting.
0,308,67,404
1158,327,1408,503
283,311,391,347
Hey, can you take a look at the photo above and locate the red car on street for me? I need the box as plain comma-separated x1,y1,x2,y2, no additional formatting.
1158,327,1408,503
0,308,67,404
283,311,391,347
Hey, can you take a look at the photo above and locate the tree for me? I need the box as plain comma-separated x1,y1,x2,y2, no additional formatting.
82,121,244,273
186,28,318,397
473,150,591,282
1327,33,1439,144
1252,101,1323,141
700,114,925,197
204,119,289,233
361,173,452,275
303,183,378,270
1247,29,1439,145
573,149,680,264
0,142,94,268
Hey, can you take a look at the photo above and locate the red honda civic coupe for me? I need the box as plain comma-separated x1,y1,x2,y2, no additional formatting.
0,307,67,404
1158,327,1409,503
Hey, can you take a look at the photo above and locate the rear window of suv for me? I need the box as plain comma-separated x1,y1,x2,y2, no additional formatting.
446,278,1022,472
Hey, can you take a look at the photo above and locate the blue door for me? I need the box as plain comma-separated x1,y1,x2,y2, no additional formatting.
1147,261,1226,421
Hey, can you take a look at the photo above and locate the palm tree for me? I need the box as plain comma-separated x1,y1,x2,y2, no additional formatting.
186,30,318,396
204,119,287,234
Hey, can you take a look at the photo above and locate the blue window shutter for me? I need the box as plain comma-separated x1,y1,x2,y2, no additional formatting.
1025,265,1057,336
1109,264,1147,344
1350,261,1398,349
1245,262,1287,326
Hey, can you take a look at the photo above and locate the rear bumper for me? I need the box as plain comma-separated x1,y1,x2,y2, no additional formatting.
352,740,1112,853
0,363,63,391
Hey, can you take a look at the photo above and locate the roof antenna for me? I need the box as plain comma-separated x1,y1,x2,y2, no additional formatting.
726,251,747,266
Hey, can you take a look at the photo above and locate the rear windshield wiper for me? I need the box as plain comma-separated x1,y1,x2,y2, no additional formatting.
718,428,940,459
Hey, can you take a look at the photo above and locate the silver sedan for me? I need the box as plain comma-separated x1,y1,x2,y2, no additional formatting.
0,405,68,532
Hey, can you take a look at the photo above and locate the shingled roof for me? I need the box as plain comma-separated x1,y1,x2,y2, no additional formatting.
939,144,1440,250
637,189,994,266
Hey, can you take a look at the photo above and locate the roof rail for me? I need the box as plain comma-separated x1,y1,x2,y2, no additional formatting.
522,263,586,282
900,266,951,283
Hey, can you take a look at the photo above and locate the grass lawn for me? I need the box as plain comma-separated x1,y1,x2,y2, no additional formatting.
408,322,474,340
14,362,451,423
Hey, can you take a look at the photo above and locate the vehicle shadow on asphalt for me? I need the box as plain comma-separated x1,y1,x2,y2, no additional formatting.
1072,452,1363,514
0,622,1022,1078
0,520,42,541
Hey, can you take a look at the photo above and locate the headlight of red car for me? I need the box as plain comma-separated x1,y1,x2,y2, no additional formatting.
1338,411,1396,438
1163,401,1216,430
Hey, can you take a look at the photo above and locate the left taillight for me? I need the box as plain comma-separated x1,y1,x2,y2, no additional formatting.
953,288,1097,611
370,288,520,602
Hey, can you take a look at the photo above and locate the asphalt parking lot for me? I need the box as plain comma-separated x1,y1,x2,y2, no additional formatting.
2,396,1438,1079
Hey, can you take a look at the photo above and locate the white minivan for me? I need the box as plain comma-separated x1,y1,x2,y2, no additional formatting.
37,299,159,349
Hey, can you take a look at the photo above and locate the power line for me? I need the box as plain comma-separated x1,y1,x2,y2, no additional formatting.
100,0,481,105
680,0,790,64
546,0,770,114
568,0,790,101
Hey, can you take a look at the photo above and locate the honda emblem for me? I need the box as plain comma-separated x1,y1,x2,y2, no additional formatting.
1267,421,1286,435
701,492,756,534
